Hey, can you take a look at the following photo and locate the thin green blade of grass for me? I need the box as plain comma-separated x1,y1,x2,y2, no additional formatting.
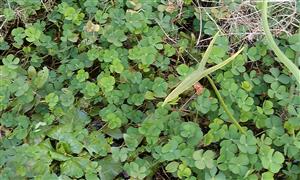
163,47,244,106
261,0,300,84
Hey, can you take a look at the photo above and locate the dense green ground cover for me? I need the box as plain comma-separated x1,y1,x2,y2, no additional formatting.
0,0,299,179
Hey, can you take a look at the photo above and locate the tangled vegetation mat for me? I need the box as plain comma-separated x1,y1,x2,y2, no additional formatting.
0,0,300,179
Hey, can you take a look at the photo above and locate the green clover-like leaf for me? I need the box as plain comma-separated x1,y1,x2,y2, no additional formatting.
193,150,215,169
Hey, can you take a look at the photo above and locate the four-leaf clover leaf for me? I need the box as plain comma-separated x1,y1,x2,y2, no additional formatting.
237,133,257,154
260,149,285,173
193,150,215,169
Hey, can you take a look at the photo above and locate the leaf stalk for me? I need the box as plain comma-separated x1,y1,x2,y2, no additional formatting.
206,76,246,135
261,0,300,84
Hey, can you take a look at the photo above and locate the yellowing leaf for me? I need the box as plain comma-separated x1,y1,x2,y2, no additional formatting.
85,20,100,32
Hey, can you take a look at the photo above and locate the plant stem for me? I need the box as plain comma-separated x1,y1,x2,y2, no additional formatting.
261,0,300,84
206,76,246,134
